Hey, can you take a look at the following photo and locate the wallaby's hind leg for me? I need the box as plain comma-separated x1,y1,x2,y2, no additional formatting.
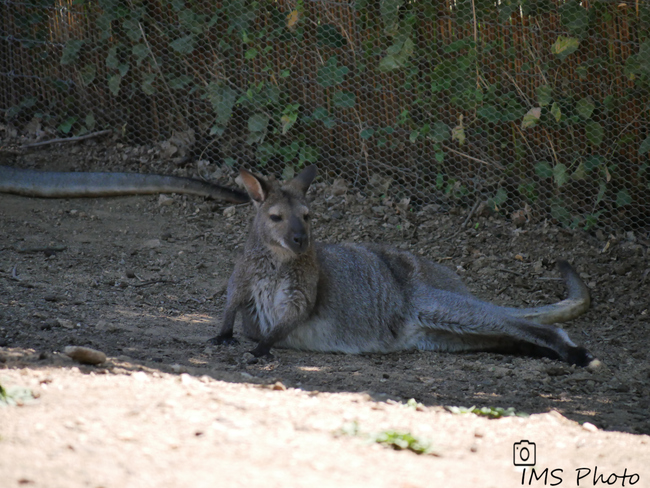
412,289,593,366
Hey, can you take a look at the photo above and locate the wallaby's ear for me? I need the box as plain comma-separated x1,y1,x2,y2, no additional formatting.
290,165,317,195
239,169,269,204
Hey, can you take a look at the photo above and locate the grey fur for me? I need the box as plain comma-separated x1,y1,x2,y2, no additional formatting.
212,166,594,365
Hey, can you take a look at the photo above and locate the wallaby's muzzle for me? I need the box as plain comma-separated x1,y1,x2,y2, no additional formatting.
287,215,309,254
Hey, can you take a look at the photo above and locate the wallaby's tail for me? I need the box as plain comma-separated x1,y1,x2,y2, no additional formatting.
497,260,591,324
0,166,250,204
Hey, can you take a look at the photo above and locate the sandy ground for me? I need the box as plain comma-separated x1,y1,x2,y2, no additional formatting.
1,144,649,487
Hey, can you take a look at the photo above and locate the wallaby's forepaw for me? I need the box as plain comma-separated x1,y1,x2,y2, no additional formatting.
249,343,274,359
209,334,239,346
567,346,594,367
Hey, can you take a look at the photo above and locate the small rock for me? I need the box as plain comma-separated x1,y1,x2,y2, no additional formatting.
64,346,107,365
330,179,348,196
131,371,149,382
56,318,75,329
44,294,60,302
170,364,187,374
582,422,598,432
223,206,236,218
272,381,287,391
142,238,161,250
545,365,569,376
158,194,174,207
586,359,603,372
511,209,527,227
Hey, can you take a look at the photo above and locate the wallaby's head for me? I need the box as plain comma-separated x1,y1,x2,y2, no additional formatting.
240,165,317,257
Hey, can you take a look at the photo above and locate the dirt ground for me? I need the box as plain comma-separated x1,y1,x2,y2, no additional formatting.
1,139,649,487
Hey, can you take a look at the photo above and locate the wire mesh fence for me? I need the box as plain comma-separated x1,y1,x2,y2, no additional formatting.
1,0,649,234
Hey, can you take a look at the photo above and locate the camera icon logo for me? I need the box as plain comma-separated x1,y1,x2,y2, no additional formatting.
513,440,536,466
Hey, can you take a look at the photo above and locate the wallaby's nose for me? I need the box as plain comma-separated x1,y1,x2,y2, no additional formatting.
288,215,309,254
292,231,308,252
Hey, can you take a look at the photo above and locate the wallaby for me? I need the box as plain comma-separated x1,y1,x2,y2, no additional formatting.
211,166,595,366
0,166,249,203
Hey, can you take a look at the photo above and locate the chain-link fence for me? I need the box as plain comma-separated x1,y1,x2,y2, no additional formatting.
2,0,649,234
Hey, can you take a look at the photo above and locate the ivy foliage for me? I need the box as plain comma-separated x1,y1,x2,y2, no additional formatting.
5,0,649,229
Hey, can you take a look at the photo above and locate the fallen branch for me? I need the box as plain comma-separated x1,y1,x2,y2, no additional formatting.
21,130,112,149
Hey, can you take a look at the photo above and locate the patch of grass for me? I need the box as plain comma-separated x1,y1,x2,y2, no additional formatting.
372,430,435,455
406,398,426,410
0,382,35,407
337,421,438,456
445,405,528,419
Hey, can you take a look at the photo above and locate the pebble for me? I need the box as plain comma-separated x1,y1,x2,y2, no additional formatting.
582,422,598,432
142,238,161,249
64,346,107,365
56,318,76,329
272,381,287,391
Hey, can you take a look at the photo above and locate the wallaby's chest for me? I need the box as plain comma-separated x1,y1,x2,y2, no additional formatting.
245,272,306,334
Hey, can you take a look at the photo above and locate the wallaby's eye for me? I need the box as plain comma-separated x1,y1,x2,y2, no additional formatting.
269,214,282,222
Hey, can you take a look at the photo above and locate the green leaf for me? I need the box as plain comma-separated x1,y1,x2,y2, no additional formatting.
430,122,449,143
178,8,205,35
170,35,196,55
122,18,142,42
206,83,237,126
553,163,569,187
550,102,562,122
80,64,96,86
536,85,553,107
487,187,508,211
378,37,414,72
248,113,269,132
312,107,329,120
58,116,76,134
550,198,571,225
333,91,356,108
245,48,258,59
108,74,122,95
477,105,500,123
436,173,444,190
106,46,120,70
300,145,320,164
559,0,589,37
551,36,580,61
317,56,349,88
60,39,84,65
535,161,553,178
585,155,604,173
168,75,192,90
585,120,604,146
85,113,96,131
141,72,156,95
451,124,465,145
638,135,650,155
595,182,606,205
521,107,541,129
316,24,347,48
360,128,375,139
380,0,402,34
132,43,149,64
576,97,595,120
616,189,632,207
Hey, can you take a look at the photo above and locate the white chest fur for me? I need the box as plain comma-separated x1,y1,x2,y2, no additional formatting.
250,276,292,335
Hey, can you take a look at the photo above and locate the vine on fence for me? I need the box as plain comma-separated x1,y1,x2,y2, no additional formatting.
2,0,649,231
